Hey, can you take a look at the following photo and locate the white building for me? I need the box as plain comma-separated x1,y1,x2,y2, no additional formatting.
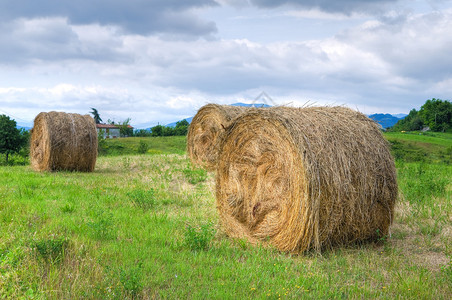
96,124,133,138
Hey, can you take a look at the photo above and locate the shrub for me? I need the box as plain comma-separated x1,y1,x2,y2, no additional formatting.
183,167,207,184
184,223,215,251
32,237,69,262
137,140,149,154
127,189,156,210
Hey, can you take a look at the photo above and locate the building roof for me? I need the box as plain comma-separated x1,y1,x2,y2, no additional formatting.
96,123,133,129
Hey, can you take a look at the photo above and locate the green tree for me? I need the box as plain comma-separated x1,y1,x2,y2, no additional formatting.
162,126,175,136
118,118,133,137
419,98,452,132
391,109,423,132
134,129,151,137
174,119,189,136
0,115,26,163
150,124,164,137
137,140,149,154
90,108,103,124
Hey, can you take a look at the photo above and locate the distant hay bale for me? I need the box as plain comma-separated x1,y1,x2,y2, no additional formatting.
216,106,397,253
30,111,98,172
187,104,248,170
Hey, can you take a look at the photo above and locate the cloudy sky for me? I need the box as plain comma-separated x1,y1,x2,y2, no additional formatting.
1,0,451,128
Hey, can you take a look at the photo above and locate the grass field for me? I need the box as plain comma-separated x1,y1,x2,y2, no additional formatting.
384,131,452,164
0,133,451,299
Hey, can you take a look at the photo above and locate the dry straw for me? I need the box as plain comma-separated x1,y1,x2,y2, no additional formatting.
30,111,98,172
187,104,247,170
216,106,397,253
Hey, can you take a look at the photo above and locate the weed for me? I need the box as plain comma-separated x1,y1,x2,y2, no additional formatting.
440,257,452,281
183,166,207,184
399,163,448,204
60,202,76,213
127,189,156,210
87,210,115,240
119,263,143,297
122,157,131,169
0,246,24,267
184,222,215,251
137,140,149,154
32,237,69,262
418,220,442,237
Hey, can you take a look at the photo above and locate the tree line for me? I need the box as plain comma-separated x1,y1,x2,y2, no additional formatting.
389,98,451,132
134,119,189,137
91,108,189,137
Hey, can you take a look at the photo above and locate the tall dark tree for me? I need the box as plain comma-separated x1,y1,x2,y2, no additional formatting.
0,115,26,163
90,108,103,124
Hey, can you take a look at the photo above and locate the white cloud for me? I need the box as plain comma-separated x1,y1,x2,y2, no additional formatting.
1,3,451,127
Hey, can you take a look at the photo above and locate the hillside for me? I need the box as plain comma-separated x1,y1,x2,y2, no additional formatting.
369,113,405,129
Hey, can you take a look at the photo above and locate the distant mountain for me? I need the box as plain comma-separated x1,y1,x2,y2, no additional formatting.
16,121,33,130
368,113,406,129
166,117,193,128
392,113,408,119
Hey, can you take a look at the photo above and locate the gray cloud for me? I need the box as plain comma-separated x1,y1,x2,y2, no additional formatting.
0,0,218,36
0,18,132,64
244,0,398,14
337,11,452,83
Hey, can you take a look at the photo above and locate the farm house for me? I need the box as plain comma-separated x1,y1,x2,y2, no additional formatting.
96,123,133,138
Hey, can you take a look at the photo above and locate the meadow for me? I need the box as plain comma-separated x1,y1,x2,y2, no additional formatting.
0,133,451,299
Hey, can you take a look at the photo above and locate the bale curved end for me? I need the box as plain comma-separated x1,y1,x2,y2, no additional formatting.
216,106,397,253
30,111,98,172
187,104,247,170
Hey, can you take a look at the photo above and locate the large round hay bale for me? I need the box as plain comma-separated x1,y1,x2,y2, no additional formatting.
30,111,98,172
216,106,397,253
187,104,248,170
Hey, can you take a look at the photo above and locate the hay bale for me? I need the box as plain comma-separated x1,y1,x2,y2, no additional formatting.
30,111,98,172
216,106,397,253
187,104,248,170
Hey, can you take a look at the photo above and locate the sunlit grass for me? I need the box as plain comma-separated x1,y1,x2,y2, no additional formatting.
0,134,451,298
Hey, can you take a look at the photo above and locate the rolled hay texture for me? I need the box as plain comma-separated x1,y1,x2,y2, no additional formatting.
187,104,248,170
30,111,98,172
216,106,397,253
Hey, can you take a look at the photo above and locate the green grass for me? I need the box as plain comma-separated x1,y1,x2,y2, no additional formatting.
384,131,452,164
0,134,451,298
99,136,187,156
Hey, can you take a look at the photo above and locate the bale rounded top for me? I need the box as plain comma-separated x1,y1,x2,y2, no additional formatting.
187,104,248,170
30,111,98,172
216,106,397,253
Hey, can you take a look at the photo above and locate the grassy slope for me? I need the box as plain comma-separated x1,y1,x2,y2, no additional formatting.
384,131,452,163
1,135,451,299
